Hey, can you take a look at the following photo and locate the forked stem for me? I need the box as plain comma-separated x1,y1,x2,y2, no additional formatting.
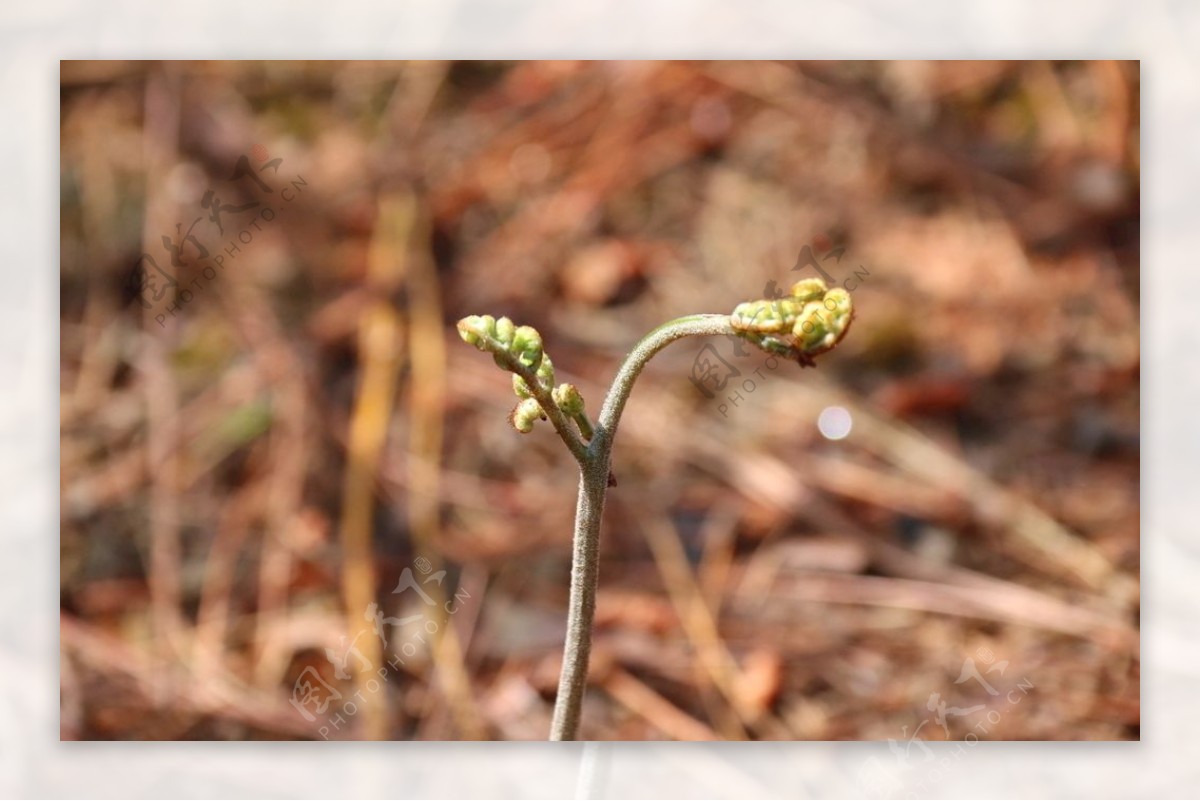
459,281,854,740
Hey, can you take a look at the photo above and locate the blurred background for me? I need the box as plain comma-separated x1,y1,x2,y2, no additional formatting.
59,60,1139,741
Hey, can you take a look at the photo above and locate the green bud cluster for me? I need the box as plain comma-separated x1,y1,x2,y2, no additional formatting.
458,314,545,372
457,315,593,438
730,278,854,365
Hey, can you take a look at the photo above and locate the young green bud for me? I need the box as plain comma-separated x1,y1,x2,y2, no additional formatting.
552,383,585,416
536,354,556,391
755,301,787,332
789,277,828,301
732,300,782,332
509,397,544,433
822,287,852,317
457,315,492,347
494,316,516,346
792,288,853,352
731,298,804,334
513,373,533,399
512,325,544,370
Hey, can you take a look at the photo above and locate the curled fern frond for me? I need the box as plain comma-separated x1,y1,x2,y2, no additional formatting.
730,278,853,365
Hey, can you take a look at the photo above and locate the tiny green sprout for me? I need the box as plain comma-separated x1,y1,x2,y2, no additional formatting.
512,325,544,370
509,397,544,433
536,355,555,388
512,355,556,399
456,314,493,346
552,383,585,416
552,382,592,441
731,297,803,333
789,277,828,301
457,284,853,740
494,316,515,345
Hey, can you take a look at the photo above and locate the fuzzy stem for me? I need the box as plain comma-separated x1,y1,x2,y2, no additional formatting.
594,314,734,447
549,314,733,740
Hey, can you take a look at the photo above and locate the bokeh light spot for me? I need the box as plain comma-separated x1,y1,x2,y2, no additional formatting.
817,405,853,440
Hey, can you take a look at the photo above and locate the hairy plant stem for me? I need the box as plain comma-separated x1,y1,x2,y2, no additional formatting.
549,314,734,740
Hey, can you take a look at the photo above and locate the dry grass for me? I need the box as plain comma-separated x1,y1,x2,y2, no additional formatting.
59,60,1139,741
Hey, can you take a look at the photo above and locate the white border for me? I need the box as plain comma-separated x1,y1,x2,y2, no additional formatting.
6,0,1193,797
